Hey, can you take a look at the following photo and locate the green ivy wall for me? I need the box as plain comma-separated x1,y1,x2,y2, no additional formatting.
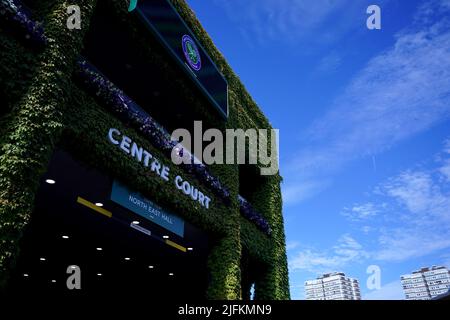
0,0,290,300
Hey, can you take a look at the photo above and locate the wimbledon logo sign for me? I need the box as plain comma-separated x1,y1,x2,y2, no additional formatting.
128,2,201,72
182,35,202,71
128,0,138,12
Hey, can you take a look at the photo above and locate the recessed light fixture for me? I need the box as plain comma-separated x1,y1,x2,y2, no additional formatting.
39,257,46,261
163,235,169,239
51,280,56,283
23,273,29,277
187,247,193,251
132,221,140,225
95,203,104,207
96,247,103,251
97,273,102,276
62,235,69,239
148,265,154,269
45,179,56,185
169,273,174,276
124,257,131,261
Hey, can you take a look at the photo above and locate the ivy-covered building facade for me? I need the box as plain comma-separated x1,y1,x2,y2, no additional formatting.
0,0,289,299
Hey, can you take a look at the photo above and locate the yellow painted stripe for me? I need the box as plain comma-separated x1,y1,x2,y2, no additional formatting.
165,239,187,252
77,197,112,218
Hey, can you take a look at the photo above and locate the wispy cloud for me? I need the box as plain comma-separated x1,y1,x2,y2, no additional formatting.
439,161,450,181
414,0,450,25
438,139,450,181
364,280,405,300
212,0,365,47
286,241,301,251
289,234,368,274
315,51,342,74
380,170,450,223
341,202,386,222
361,226,372,234
290,136,450,279
301,17,450,170
440,253,450,269
349,138,450,262
283,0,450,204
375,228,450,262
282,179,330,205
373,166,450,261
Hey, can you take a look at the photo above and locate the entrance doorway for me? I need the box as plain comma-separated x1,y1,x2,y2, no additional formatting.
8,150,210,298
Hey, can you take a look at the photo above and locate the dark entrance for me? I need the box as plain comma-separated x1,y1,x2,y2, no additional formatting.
8,150,210,298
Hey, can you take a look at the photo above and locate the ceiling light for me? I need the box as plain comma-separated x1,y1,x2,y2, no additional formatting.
23,273,29,277
39,257,46,261
97,273,102,276
169,273,174,276
187,247,193,251
51,280,56,283
96,247,102,251
148,265,154,269
45,179,56,184
124,257,131,261
95,203,104,207
163,235,169,239
132,221,140,225
62,235,69,239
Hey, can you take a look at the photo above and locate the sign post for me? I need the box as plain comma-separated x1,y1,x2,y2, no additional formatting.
111,180,185,237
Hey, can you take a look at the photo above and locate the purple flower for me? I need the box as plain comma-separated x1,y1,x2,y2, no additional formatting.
1,0,47,45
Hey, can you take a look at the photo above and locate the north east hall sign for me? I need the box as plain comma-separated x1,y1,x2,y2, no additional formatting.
108,128,212,209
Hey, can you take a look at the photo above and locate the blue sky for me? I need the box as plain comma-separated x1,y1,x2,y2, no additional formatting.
185,0,450,299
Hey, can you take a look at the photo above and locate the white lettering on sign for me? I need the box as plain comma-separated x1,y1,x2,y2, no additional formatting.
108,128,212,209
162,213,173,224
129,195,148,210
175,175,211,209
148,206,160,218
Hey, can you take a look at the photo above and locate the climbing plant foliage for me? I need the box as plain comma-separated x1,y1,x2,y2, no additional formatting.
0,0,289,300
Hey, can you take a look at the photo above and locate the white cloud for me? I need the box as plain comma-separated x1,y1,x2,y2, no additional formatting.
284,2,450,290
440,253,450,269
364,280,405,300
379,171,450,230
414,0,450,25
339,138,450,262
381,168,450,223
443,139,450,154
341,202,384,221
283,0,450,204
438,139,450,180
375,228,450,262
308,135,450,266
284,1,450,283
282,179,330,206
289,234,368,274
316,52,342,74
362,226,372,234
286,241,300,251
439,160,450,181
212,0,356,46
286,1,450,183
